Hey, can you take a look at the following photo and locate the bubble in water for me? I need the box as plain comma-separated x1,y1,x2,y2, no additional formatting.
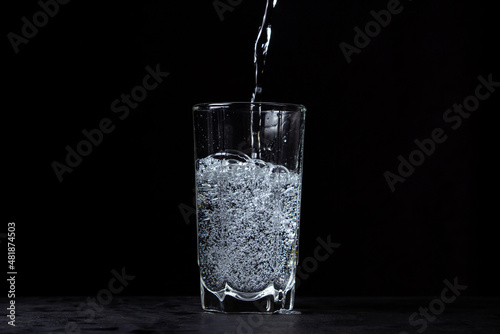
196,151,301,294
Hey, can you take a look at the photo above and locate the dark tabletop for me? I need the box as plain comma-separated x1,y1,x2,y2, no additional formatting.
3,296,499,333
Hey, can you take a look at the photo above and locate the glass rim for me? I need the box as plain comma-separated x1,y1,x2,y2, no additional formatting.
193,102,306,112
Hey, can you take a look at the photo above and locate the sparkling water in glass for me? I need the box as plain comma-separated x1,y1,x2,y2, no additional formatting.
193,102,306,313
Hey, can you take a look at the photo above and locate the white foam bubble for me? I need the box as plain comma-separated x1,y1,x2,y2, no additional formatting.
196,152,302,293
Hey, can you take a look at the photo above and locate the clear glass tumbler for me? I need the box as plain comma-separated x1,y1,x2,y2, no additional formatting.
193,102,306,313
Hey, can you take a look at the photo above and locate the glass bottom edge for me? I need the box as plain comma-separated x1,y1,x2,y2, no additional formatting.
200,282,295,313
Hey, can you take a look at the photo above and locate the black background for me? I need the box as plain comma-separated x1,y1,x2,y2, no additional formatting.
3,0,496,298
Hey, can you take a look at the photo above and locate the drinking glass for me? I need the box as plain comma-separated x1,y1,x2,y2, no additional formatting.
193,102,306,313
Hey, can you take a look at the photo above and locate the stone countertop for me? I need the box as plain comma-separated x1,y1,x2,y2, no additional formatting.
3,296,498,333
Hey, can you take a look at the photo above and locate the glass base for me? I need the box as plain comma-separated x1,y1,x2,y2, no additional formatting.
200,282,295,313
